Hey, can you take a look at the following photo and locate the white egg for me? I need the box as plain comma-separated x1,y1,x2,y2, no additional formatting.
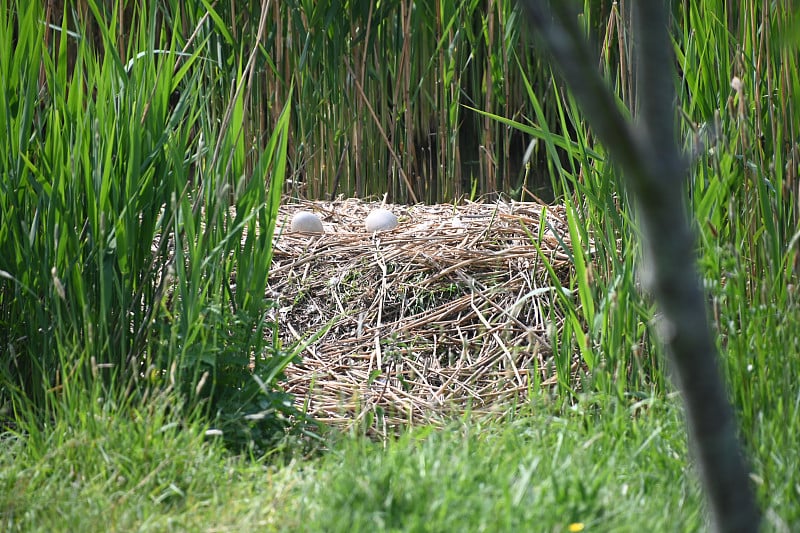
291,211,324,233
365,208,398,232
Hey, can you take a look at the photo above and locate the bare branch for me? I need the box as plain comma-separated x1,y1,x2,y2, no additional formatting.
517,1,760,531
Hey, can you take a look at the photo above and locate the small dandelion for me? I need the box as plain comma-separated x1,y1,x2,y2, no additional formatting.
568,523,585,532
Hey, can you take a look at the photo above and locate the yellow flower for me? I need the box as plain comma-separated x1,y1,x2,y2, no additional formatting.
568,523,585,532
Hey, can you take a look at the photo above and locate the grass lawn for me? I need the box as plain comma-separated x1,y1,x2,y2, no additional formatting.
3,387,798,532
1,395,705,532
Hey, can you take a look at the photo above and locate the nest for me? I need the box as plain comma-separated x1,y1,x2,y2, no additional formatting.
268,198,578,434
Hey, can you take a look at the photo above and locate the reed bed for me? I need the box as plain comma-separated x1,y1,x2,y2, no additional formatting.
265,198,576,433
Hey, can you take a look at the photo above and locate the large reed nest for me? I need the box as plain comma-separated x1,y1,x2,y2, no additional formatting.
268,198,577,434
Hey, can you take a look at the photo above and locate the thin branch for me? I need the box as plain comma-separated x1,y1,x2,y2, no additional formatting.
518,1,760,531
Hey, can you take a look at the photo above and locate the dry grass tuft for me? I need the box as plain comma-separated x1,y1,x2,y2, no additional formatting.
268,198,578,435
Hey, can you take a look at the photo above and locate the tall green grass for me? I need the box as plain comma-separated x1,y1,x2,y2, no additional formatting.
479,0,800,408
138,0,585,203
0,0,303,450
9,1,623,205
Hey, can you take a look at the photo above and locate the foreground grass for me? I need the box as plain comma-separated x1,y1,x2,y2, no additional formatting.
0,391,783,532
295,398,707,533
2,390,797,532
0,395,702,532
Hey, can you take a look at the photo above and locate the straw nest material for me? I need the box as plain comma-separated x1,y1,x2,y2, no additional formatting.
268,198,577,433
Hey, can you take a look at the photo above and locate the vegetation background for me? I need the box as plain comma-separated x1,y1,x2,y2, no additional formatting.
1,0,798,531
